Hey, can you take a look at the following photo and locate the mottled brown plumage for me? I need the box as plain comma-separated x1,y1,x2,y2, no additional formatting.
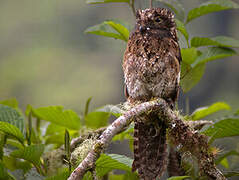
123,8,181,179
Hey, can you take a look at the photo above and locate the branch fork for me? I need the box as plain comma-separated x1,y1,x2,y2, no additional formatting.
68,98,226,180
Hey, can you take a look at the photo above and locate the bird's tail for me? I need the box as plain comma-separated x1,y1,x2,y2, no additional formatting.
167,148,185,177
132,115,168,180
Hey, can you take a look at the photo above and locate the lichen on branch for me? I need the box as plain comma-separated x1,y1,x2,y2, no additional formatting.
68,98,226,180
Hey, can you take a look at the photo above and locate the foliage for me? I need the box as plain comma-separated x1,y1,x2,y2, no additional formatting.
95,153,133,177
167,176,190,180
191,102,231,120
85,20,130,42
0,0,239,179
31,106,81,130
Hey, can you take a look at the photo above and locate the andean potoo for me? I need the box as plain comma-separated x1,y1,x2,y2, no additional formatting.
123,8,181,179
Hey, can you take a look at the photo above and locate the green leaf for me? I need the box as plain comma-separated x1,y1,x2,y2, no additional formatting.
10,144,44,167
157,0,185,21
220,158,229,168
112,125,133,141
32,106,81,130
0,104,24,134
45,133,65,146
86,0,130,4
6,139,23,150
203,117,239,139
0,135,6,160
85,20,130,42
191,36,239,48
0,161,15,180
180,62,206,92
191,47,237,68
25,104,32,117
28,128,41,144
191,102,231,120
181,48,199,64
224,171,239,177
108,172,138,180
177,32,188,49
212,36,239,48
215,150,239,165
45,124,77,146
85,111,110,129
180,48,205,92
0,98,18,109
191,37,219,48
45,123,65,136
108,174,126,180
186,0,239,23
96,154,133,177
3,156,32,174
84,97,92,117
167,176,190,180
0,161,8,180
105,21,129,41
82,171,93,180
175,19,189,41
0,122,25,144
45,168,70,180
107,154,132,167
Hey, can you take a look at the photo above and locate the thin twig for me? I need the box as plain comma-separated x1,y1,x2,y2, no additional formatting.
70,127,106,152
186,120,213,130
150,0,153,8
130,0,136,16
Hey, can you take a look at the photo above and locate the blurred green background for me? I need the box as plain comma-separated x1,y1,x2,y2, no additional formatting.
0,0,239,112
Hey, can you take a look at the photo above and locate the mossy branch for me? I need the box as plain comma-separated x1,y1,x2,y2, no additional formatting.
68,98,226,180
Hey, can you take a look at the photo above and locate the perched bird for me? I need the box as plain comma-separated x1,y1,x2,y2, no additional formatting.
123,8,181,179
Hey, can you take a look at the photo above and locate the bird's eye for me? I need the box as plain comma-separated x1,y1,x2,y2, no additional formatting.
155,17,162,23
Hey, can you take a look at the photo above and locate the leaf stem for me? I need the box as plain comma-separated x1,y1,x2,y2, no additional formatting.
36,118,41,136
129,0,136,16
27,111,32,146
187,39,190,48
181,66,191,80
